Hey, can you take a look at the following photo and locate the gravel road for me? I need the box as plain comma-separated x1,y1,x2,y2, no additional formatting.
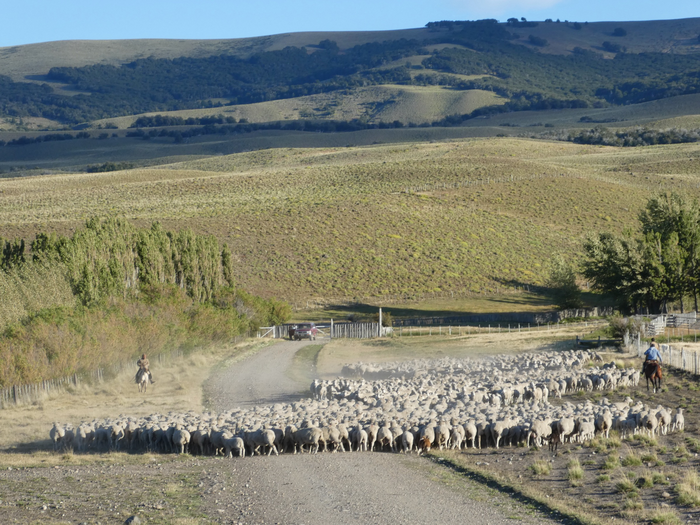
206,338,317,411
198,339,564,525
0,339,565,524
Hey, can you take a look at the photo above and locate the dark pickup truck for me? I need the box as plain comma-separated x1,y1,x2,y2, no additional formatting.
292,322,318,341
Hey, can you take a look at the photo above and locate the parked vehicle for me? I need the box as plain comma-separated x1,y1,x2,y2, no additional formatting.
293,322,318,340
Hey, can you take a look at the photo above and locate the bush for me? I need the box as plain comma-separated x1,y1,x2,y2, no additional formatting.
546,255,582,309
530,460,552,475
528,35,548,47
675,471,700,506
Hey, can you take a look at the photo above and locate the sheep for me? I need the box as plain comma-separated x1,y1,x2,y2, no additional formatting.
172,427,191,454
672,408,685,432
49,423,66,452
527,419,552,449
223,435,245,457
246,429,279,456
594,411,612,439
352,427,368,452
450,425,465,450
435,421,451,450
376,425,395,452
293,427,322,454
401,430,414,453
56,350,686,460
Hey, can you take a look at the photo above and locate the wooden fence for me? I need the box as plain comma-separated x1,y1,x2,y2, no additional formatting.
635,340,700,376
0,333,249,409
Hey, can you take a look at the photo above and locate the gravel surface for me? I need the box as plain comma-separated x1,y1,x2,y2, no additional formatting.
0,339,566,524
206,338,318,411
199,338,564,525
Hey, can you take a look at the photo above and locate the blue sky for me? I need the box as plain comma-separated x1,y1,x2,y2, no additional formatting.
4,0,699,47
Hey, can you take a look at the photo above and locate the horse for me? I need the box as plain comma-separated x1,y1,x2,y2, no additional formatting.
135,368,150,393
644,360,662,393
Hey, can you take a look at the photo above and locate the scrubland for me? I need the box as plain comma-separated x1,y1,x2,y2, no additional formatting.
1,137,698,303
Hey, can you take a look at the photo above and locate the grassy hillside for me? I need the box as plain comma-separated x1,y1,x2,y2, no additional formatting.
98,86,505,128
3,18,700,130
0,137,696,304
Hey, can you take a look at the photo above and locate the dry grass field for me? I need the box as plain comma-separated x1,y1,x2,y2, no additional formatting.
0,136,697,303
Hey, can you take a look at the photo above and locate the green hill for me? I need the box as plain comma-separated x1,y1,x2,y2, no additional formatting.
97,85,505,128
2,17,700,131
0,137,696,303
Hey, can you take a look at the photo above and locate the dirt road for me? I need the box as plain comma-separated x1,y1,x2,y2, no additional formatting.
206,338,315,410
197,338,562,525
0,338,565,524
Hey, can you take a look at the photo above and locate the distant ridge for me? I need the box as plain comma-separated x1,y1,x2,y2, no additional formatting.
2,18,700,82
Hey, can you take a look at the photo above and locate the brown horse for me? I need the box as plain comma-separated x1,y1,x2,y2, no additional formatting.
644,361,662,393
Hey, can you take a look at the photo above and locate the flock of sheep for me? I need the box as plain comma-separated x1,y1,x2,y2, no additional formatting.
49,349,685,456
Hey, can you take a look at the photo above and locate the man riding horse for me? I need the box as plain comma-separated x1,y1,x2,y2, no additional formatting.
136,353,155,384
642,338,662,375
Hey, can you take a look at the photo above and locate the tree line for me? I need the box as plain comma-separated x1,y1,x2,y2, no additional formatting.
0,219,291,385
582,193,700,314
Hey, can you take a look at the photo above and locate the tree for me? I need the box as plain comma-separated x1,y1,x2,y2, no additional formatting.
639,192,700,311
612,27,627,37
546,256,582,309
582,193,700,314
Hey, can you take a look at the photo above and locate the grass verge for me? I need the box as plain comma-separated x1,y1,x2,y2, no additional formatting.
429,451,604,525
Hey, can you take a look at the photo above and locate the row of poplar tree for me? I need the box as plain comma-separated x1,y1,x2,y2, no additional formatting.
0,218,235,306
582,192,700,314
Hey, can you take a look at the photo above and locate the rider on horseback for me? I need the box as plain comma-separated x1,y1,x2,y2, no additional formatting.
137,353,155,384
642,338,662,375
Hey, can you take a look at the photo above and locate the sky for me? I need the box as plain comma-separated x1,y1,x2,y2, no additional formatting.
3,0,699,48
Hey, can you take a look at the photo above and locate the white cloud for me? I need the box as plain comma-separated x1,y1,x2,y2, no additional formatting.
446,0,565,16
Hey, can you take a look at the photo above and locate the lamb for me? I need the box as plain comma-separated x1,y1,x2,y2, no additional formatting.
672,408,685,432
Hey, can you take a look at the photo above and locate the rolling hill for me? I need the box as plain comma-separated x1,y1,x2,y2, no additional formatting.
2,17,700,133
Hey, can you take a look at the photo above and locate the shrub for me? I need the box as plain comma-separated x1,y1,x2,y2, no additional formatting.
603,455,620,470
650,509,682,524
675,471,700,507
528,35,548,47
616,478,636,493
530,460,552,475
622,452,643,467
